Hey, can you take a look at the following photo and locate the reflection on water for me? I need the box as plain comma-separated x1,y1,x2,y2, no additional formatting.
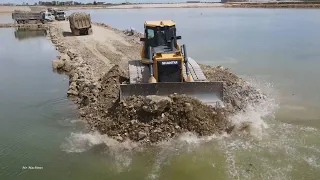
14,27,47,41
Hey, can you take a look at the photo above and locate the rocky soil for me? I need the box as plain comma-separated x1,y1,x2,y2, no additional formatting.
49,21,265,144
200,65,266,113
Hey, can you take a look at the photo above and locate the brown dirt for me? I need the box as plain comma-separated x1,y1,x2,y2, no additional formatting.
49,21,265,144
91,94,230,144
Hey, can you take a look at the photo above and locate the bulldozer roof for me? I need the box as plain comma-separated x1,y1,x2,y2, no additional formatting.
145,20,176,27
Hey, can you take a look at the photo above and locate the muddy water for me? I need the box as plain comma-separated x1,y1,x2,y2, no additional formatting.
0,28,80,179
1,8,320,180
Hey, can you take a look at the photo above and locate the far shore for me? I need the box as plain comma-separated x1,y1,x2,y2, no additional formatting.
1,2,320,16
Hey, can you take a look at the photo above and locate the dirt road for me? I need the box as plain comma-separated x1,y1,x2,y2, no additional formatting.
52,21,140,75
50,21,265,144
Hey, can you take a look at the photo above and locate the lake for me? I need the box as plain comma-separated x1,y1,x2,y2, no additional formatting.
1,8,320,180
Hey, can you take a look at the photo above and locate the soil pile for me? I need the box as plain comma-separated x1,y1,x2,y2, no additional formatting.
85,92,230,144
77,65,263,144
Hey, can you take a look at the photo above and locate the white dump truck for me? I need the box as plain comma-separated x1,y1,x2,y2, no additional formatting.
12,10,54,24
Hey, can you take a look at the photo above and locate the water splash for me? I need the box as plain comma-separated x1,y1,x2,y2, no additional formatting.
228,75,279,139
59,77,320,180
61,131,141,153
217,77,320,180
61,131,143,172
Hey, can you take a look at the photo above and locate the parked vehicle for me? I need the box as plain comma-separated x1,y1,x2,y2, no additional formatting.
11,10,54,24
54,10,66,21
41,11,54,22
12,10,42,24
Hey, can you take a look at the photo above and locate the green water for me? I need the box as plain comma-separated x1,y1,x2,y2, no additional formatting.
1,8,320,180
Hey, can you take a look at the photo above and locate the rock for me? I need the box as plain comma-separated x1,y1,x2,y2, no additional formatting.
69,82,77,91
63,61,72,72
52,59,65,69
115,135,123,142
59,54,70,61
67,89,78,96
147,95,172,103
80,96,90,107
138,131,147,140
142,105,149,112
184,102,193,111
79,110,86,117
70,73,79,81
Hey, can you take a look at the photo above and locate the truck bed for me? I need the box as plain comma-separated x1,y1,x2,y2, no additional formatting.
12,11,41,21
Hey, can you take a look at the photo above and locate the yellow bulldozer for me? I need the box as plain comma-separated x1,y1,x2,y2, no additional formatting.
120,20,224,108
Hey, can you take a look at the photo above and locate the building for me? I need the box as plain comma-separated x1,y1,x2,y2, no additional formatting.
186,1,201,3
97,2,105,5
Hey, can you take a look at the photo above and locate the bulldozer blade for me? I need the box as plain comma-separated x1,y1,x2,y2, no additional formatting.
120,82,224,108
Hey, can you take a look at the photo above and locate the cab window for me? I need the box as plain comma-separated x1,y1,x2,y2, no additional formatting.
147,29,154,39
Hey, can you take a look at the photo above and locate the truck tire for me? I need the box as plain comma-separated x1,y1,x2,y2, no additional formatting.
74,29,80,36
88,28,93,35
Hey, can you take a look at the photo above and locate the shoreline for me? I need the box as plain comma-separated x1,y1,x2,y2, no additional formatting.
225,2,320,9
1,2,320,16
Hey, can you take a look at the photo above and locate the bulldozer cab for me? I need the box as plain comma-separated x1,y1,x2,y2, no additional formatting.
140,20,181,59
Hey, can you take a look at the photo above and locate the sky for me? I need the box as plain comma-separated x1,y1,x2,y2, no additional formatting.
1,0,220,4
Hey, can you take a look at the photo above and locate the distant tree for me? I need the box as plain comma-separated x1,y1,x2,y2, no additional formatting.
93,1,97,5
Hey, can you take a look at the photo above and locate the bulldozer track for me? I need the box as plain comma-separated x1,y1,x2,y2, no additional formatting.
128,60,149,84
183,57,208,82
128,57,207,84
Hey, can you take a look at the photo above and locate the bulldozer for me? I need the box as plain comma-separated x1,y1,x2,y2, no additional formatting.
120,20,224,108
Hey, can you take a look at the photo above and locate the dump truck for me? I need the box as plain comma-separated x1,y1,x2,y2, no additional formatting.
69,12,92,36
120,20,225,108
12,10,43,24
12,10,54,24
54,10,66,21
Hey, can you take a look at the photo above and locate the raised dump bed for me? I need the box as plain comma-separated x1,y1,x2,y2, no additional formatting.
69,12,93,36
